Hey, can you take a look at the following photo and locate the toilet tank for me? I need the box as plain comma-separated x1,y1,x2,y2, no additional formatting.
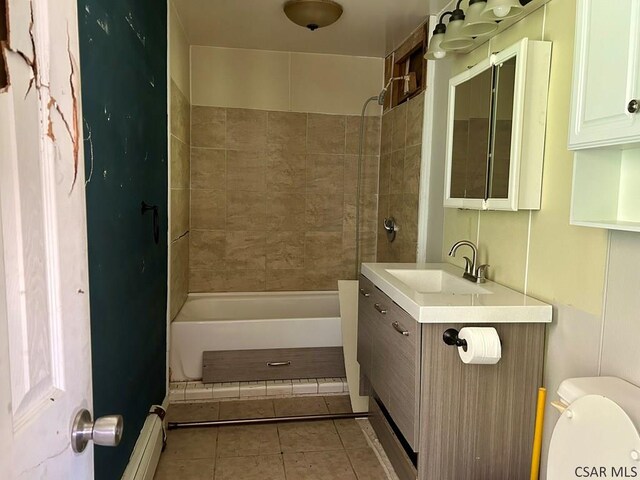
557,376,640,427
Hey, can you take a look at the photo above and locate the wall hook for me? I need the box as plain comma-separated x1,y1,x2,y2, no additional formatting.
141,201,160,245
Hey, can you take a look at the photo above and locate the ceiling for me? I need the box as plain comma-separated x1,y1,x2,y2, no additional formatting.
172,0,451,58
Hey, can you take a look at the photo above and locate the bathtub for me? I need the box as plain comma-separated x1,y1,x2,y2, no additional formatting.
170,291,343,381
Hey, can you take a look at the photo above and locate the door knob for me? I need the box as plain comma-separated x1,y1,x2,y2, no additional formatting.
71,409,123,453
628,99,639,114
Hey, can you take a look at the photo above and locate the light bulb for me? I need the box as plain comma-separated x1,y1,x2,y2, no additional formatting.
493,6,511,17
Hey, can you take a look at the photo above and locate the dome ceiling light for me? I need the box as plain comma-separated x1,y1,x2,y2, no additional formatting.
283,0,344,31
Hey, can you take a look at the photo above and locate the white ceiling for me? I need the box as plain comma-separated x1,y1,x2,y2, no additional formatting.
172,0,451,58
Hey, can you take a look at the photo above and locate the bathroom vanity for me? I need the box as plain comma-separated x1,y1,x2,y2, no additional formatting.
357,263,552,480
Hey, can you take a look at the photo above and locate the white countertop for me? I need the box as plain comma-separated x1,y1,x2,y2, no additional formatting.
361,262,552,324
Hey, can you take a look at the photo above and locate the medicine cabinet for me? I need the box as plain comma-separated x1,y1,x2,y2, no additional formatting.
444,38,551,211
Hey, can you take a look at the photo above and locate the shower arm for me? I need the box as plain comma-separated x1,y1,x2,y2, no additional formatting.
378,75,412,105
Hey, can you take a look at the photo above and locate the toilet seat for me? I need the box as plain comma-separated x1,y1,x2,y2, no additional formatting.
547,394,640,479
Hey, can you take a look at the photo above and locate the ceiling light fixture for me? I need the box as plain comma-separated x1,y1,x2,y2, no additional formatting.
283,0,343,31
439,0,474,51
425,11,453,60
462,0,499,36
482,0,523,19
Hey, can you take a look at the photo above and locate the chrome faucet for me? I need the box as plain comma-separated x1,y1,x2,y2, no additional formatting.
448,240,489,284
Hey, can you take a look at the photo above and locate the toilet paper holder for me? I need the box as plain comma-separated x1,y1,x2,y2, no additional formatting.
443,328,468,352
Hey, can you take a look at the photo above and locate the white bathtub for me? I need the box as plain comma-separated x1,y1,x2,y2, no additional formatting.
170,291,343,381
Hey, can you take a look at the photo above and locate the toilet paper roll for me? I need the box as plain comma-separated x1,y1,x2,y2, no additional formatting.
457,327,502,365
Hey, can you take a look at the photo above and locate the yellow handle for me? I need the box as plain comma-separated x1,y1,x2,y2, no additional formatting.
530,387,547,480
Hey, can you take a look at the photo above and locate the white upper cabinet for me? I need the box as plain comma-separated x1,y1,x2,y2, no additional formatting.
444,38,551,211
569,0,640,149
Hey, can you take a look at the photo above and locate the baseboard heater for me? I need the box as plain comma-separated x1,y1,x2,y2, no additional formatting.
121,400,167,480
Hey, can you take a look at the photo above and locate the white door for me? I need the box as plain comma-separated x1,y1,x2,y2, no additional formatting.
0,0,94,478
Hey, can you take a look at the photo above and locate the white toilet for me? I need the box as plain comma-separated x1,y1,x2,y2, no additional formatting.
547,376,640,479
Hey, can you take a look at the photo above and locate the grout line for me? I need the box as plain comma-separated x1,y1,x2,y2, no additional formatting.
597,230,612,376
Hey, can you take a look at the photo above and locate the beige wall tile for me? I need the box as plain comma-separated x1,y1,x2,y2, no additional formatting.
267,111,307,152
266,269,306,291
305,194,343,231
403,144,421,194
306,154,345,194
266,150,306,193
381,111,392,155
225,232,266,270
391,102,407,152
190,230,226,270
227,191,267,230
406,92,425,147
290,52,384,116
227,150,267,192
169,234,189,320
378,154,391,196
225,269,266,292
361,155,380,196
305,232,343,269
170,80,190,144
266,232,305,269
344,154,380,197
266,193,306,231
307,114,346,154
389,150,404,193
191,148,225,190
191,46,290,111
171,136,190,189
346,115,381,156
191,106,225,148
191,189,226,230
342,195,356,234
360,194,379,235
226,108,268,151
190,269,226,293
170,188,190,241
303,268,347,291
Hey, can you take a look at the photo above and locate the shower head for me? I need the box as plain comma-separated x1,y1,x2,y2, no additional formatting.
377,75,411,105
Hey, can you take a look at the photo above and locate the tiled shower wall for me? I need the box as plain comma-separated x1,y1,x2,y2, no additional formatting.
189,108,380,292
377,92,424,262
169,80,190,318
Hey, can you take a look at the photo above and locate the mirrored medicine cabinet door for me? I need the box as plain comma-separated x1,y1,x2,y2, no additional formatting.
444,38,551,211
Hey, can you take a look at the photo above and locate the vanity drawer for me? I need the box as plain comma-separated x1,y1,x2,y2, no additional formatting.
372,295,420,450
359,275,420,450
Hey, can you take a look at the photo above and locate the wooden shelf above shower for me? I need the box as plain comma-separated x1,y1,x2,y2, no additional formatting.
384,20,429,111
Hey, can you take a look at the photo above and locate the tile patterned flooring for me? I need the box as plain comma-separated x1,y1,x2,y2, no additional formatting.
155,395,394,480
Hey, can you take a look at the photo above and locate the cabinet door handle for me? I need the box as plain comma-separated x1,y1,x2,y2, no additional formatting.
392,321,410,336
267,361,291,367
359,288,370,298
628,99,639,114
374,303,387,314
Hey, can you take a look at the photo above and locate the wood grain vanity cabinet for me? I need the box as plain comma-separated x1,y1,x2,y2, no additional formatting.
357,274,546,480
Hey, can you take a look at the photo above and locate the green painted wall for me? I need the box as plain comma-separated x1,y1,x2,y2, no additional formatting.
77,1,167,479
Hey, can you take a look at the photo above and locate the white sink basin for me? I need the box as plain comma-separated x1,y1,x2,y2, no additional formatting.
385,268,492,295
361,263,552,324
